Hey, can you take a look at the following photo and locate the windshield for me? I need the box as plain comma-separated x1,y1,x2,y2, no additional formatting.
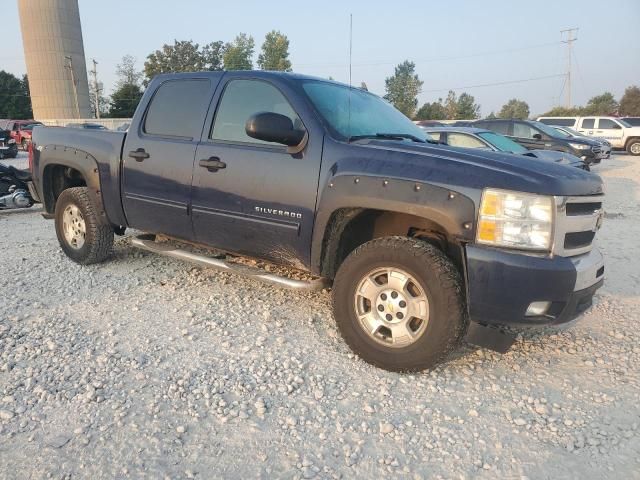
618,119,632,128
302,81,428,141
552,127,572,138
21,123,42,130
478,131,528,154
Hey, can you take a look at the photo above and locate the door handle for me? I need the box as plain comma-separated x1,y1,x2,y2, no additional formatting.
199,157,226,172
129,148,150,162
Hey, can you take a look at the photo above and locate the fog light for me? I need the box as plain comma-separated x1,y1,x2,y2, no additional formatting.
525,301,551,317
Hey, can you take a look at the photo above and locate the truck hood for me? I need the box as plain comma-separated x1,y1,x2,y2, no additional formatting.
343,140,603,197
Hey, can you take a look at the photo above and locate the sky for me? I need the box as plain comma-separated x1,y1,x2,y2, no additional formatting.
2,0,640,116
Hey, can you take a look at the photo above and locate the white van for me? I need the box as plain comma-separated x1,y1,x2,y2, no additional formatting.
537,116,640,155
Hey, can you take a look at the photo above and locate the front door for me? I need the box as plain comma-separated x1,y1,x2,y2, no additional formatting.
595,118,624,147
122,76,220,240
512,122,547,150
191,76,322,268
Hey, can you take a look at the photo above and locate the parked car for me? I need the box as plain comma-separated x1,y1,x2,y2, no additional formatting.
621,117,640,127
537,116,640,155
0,129,18,159
422,127,588,170
66,122,108,130
415,120,446,127
30,71,605,372
3,120,44,150
551,126,612,159
474,118,605,164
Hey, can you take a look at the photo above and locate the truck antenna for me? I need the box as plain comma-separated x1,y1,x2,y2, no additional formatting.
348,13,353,139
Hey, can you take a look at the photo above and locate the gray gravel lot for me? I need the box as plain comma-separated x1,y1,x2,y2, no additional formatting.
1,153,639,479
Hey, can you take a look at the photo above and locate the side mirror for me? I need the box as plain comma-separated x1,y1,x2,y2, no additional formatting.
245,112,306,148
532,133,543,140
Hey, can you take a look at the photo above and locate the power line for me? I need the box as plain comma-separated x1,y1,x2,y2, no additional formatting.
422,73,566,93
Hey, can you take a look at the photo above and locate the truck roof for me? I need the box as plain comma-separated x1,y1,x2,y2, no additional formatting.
150,70,351,88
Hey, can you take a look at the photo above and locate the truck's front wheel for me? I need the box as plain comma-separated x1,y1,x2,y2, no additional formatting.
54,187,114,265
626,138,640,156
332,237,468,372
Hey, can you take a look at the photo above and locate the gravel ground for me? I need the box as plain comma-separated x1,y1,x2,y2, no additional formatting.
1,153,639,479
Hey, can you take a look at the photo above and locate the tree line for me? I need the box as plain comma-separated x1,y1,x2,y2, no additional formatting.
384,59,640,120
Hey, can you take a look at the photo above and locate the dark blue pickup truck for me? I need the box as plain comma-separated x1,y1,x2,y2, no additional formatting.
30,71,605,371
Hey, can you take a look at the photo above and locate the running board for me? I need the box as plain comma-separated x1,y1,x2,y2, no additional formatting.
130,234,330,291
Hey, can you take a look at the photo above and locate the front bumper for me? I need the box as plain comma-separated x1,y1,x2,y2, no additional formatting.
465,245,604,326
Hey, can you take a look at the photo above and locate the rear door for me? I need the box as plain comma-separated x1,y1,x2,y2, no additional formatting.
577,117,596,136
190,75,322,267
122,76,221,240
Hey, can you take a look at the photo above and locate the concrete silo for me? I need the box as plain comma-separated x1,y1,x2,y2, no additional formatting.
17,0,91,119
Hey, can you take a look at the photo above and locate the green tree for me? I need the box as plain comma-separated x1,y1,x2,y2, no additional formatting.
116,55,143,89
415,99,446,120
0,71,32,119
619,85,640,116
108,83,143,118
384,61,423,118
583,92,618,115
257,31,292,71
498,98,530,119
541,105,583,116
444,90,458,120
223,33,255,70
456,92,480,119
486,111,497,119
144,40,224,85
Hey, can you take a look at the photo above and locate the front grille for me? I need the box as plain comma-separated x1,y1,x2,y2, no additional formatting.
564,231,596,250
553,195,604,256
591,146,602,154
566,202,602,216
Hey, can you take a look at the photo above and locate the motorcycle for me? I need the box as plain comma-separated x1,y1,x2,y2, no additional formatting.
0,163,34,209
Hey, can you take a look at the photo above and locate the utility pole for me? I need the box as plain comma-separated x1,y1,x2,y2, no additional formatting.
64,55,80,118
560,28,578,108
90,59,101,119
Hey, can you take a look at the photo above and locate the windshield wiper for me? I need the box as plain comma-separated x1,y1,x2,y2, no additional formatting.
348,133,430,144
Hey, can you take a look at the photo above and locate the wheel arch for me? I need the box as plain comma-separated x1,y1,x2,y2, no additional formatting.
311,175,477,279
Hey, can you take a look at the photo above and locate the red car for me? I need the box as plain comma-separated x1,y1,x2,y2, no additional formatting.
3,120,44,150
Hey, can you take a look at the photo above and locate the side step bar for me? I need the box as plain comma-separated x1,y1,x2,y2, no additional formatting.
130,234,330,291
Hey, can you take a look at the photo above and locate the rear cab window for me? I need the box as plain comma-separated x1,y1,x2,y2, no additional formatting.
144,79,211,139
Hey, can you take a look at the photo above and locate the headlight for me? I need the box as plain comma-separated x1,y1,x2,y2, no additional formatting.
569,142,590,150
477,189,554,251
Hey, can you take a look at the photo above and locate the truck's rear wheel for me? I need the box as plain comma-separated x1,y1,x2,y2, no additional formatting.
54,187,113,265
332,236,468,372
626,138,640,156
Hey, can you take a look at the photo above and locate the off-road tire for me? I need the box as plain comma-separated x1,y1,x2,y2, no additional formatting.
626,138,640,156
54,187,114,265
332,236,468,372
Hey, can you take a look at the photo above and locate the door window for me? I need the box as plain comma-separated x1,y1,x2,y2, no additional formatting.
446,133,488,149
211,80,301,145
580,118,595,129
144,79,211,139
597,119,621,130
427,132,441,142
513,123,539,139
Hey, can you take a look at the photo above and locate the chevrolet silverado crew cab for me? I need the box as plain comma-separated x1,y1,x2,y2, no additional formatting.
29,72,605,372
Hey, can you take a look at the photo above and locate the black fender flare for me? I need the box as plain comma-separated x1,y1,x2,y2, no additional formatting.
39,145,107,222
310,173,477,276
